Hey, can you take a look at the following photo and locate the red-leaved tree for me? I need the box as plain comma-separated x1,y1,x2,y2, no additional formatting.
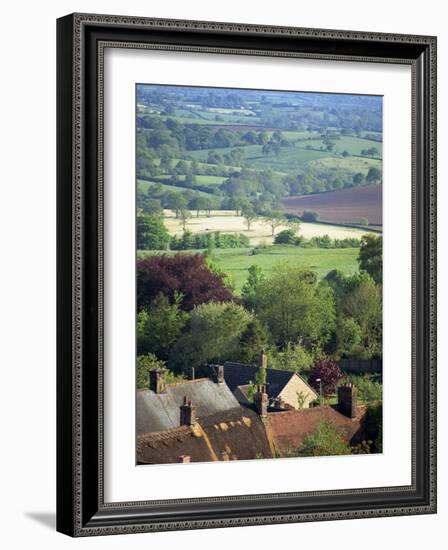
137,254,234,311
308,358,345,396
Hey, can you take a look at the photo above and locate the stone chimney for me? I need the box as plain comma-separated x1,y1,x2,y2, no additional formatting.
254,384,268,417
180,396,197,426
338,383,358,419
210,364,225,384
149,368,167,394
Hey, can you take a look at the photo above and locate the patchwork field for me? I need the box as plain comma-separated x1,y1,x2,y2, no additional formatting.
163,210,377,245
282,185,382,227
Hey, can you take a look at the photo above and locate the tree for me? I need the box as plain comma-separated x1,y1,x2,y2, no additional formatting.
238,319,271,365
342,280,382,347
336,317,362,356
358,235,382,284
137,292,188,359
136,354,185,390
366,166,381,184
353,172,364,186
136,215,170,250
164,192,187,218
189,196,208,217
301,210,320,222
169,302,253,374
268,342,314,373
252,265,336,350
242,207,257,231
263,210,285,237
178,208,192,231
137,254,235,311
241,265,265,310
297,421,351,457
308,358,344,396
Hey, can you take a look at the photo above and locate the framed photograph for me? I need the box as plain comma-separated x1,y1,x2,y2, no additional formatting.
57,13,437,536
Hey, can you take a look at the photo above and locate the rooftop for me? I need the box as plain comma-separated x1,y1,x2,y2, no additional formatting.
137,377,240,434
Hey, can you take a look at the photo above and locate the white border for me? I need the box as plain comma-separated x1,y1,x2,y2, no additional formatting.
104,48,412,502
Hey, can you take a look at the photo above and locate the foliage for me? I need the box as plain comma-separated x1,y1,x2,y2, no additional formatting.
241,264,265,310
136,292,188,359
137,215,170,250
308,358,345,396
242,207,257,230
238,319,271,365
137,253,234,311
136,354,185,390
301,210,320,222
274,229,300,245
344,374,382,403
337,317,363,356
252,264,336,350
263,210,286,236
268,342,314,373
364,402,383,452
170,231,250,250
358,234,382,284
351,440,373,454
297,421,352,457
169,302,253,374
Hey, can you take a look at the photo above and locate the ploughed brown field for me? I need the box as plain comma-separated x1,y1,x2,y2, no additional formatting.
282,184,382,227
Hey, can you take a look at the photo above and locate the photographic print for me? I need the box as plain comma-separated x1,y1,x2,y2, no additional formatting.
135,84,383,465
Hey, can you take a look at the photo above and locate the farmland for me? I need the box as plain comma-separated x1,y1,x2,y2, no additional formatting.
282,185,382,227
162,209,377,245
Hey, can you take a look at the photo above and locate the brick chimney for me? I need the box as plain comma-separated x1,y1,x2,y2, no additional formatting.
254,384,268,417
338,383,358,419
210,364,225,384
149,368,167,394
180,396,197,426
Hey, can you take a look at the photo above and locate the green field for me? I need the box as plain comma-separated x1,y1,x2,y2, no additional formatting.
211,246,360,292
138,246,360,294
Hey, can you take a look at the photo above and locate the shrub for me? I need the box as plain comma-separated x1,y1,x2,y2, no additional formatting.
274,229,300,245
298,420,351,457
308,358,345,396
301,210,320,222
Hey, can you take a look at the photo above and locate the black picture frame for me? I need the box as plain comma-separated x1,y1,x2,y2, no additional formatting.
57,13,437,537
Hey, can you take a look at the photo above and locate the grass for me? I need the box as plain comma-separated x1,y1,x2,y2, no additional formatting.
308,156,382,174
210,246,360,293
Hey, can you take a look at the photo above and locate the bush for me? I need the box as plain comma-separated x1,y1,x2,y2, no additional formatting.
297,420,352,457
301,210,320,222
274,229,300,245
308,358,345,396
